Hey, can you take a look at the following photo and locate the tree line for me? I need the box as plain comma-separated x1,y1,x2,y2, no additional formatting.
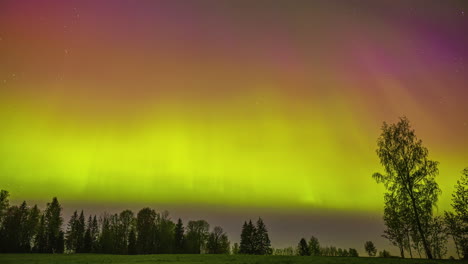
0,192,275,255
0,194,235,254
297,236,358,257
373,117,467,260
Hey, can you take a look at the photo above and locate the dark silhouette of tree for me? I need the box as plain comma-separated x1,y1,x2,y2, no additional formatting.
136,208,157,254
447,168,468,259
308,236,320,256
99,214,113,253
373,117,440,259
239,221,255,254
90,215,99,253
25,204,40,252
44,197,64,253
298,238,310,256
35,214,47,253
76,211,85,253
445,211,462,259
427,216,448,259
206,226,230,254
378,249,391,258
83,216,93,253
364,241,377,256
186,220,209,254
156,211,175,253
254,218,271,255
382,193,409,258
232,243,239,254
115,210,135,254
348,248,359,257
128,228,137,255
66,211,79,252
174,218,185,253
0,190,9,229
0,202,28,252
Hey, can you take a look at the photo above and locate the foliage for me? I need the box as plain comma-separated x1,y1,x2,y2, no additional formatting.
186,220,210,254
308,236,320,256
445,168,468,259
239,218,271,255
373,117,440,259
206,226,230,254
297,238,309,256
378,250,392,258
364,241,377,257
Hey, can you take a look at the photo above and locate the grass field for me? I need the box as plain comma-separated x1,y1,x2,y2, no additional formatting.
0,254,463,264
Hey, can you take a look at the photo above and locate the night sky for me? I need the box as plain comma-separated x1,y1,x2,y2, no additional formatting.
0,0,467,256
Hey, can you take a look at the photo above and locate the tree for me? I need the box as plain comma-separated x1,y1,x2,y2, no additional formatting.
0,203,29,252
99,214,113,253
128,228,137,255
373,117,440,259
206,226,230,254
308,236,320,256
449,168,468,259
364,241,377,257
76,211,85,253
116,210,135,254
44,197,64,253
35,214,47,253
136,208,157,254
239,221,256,254
156,210,175,253
174,218,185,253
349,248,359,257
232,243,239,254
90,215,99,253
186,220,209,254
83,218,92,253
0,190,9,229
254,218,271,255
445,211,463,258
24,204,41,252
298,238,310,256
427,216,448,259
382,192,410,258
379,249,391,258
65,211,79,252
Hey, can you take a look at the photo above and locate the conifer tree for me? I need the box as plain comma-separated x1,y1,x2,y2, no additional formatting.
254,218,271,255
174,218,185,253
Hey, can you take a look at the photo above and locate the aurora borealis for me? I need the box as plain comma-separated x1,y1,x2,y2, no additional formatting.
0,0,467,251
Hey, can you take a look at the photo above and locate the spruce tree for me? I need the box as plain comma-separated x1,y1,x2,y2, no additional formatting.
45,197,63,253
66,211,78,252
254,218,271,255
239,221,249,254
174,218,185,253
76,211,85,253
83,216,93,253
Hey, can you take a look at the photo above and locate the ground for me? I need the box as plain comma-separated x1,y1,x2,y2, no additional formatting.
0,254,463,264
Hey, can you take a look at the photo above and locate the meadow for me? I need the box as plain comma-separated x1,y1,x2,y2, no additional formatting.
0,254,462,264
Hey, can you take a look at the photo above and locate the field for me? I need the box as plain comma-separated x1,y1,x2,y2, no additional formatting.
0,254,462,264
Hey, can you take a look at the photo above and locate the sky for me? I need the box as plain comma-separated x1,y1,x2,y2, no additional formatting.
0,0,467,255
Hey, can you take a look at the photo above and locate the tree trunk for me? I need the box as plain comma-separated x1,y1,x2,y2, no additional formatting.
406,231,413,258
409,193,433,259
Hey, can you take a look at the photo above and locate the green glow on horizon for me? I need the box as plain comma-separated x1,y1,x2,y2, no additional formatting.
0,94,465,213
